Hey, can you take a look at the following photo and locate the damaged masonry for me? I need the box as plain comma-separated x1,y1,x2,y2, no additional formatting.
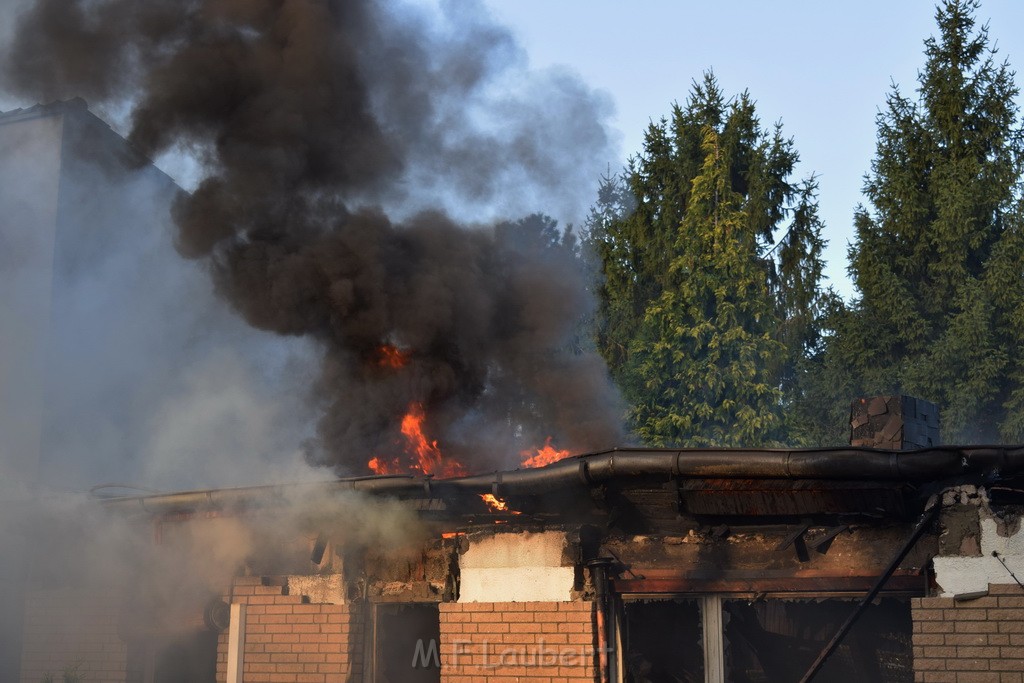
18,395,1024,683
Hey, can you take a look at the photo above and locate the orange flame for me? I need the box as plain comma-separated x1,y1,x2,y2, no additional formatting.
520,437,571,468
367,402,467,478
480,493,521,515
367,456,401,475
376,344,409,369
401,403,444,474
480,493,509,511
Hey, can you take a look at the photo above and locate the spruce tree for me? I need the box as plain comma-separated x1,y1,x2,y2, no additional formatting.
827,0,1024,442
587,74,830,446
631,128,788,445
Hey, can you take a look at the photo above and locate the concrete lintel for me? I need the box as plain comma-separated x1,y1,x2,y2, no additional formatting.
458,531,575,603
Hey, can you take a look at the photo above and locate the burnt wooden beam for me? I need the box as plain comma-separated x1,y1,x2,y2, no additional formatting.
610,573,923,595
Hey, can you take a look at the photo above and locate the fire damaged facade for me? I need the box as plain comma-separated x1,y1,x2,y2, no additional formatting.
15,397,1024,683
4,99,1024,683
9,0,1024,679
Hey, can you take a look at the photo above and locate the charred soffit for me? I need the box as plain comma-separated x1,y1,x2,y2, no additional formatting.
102,446,1024,531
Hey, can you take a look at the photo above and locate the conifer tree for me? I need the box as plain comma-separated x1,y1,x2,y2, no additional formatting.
631,128,788,445
823,0,1024,442
587,74,830,446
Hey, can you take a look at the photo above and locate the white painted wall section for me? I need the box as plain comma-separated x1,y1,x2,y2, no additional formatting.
933,556,1024,596
934,517,1024,595
458,531,575,603
287,574,345,604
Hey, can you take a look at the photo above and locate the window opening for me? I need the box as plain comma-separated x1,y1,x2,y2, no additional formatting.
372,602,441,683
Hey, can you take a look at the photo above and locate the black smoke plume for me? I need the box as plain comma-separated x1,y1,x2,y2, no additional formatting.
1,0,624,473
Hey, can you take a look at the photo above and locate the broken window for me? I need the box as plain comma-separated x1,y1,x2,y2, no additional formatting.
722,597,912,682
622,598,704,683
616,595,912,683
371,602,441,683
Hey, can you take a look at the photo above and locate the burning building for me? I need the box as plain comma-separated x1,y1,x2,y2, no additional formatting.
3,105,1024,681
4,2,1024,682
10,390,1024,683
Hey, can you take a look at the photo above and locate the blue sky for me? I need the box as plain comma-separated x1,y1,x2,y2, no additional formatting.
5,0,1019,300
480,0,1024,299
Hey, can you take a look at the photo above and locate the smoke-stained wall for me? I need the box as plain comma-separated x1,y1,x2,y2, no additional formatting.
0,100,322,679
0,103,65,683
0,107,63,491
40,102,320,490
0,101,322,493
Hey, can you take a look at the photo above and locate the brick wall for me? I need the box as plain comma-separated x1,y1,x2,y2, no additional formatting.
913,584,1024,682
19,588,127,683
439,601,596,682
216,576,362,683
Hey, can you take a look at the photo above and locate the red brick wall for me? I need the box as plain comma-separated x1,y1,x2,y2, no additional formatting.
19,588,127,683
439,601,596,682
913,584,1024,683
216,577,362,683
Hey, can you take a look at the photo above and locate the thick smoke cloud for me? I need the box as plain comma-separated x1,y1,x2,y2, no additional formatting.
2,0,624,473
8,484,429,679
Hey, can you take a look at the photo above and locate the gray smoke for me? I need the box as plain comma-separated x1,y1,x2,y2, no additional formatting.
1,0,624,474
8,483,429,679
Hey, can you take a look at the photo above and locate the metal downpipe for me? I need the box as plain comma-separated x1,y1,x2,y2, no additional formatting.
587,557,616,683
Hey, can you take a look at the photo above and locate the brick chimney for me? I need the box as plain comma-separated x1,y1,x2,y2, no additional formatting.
850,395,940,449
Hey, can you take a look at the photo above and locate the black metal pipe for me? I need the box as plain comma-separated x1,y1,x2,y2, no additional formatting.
587,558,615,683
99,446,1024,515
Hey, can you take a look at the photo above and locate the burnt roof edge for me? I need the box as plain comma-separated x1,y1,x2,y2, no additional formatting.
99,445,1024,516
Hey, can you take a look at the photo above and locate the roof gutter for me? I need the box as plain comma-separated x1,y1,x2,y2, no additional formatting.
100,445,1024,515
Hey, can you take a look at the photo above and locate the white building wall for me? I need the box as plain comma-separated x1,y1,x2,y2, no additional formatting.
457,530,576,603
934,515,1024,596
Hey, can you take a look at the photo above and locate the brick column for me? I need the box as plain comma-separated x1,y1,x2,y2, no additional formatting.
216,577,362,683
912,584,1024,682
439,601,596,682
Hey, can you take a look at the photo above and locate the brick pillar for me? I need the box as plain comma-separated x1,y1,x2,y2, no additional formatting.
216,576,362,683
912,584,1024,682
439,601,596,682
851,395,940,449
